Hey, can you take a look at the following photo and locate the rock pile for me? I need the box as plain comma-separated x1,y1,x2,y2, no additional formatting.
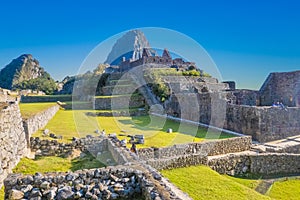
4,167,146,200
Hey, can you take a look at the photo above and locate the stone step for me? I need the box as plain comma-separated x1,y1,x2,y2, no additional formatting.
93,95,145,110
255,180,274,194
106,79,133,86
102,84,136,95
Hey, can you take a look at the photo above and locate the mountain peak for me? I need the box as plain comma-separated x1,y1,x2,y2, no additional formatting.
105,30,156,65
0,54,49,90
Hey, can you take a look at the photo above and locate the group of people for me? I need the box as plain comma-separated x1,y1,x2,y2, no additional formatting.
272,101,287,110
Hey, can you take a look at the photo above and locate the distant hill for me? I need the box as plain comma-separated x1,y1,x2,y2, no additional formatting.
0,54,57,94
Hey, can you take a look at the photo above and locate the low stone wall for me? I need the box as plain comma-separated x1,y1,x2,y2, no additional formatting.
21,95,72,103
138,136,252,160
85,109,147,117
250,153,300,175
94,95,145,110
30,137,86,157
208,153,251,175
23,105,59,145
208,152,300,175
146,154,207,170
0,102,27,188
30,136,131,166
106,139,128,165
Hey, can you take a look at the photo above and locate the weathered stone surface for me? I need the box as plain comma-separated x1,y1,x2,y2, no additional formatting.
208,151,300,176
259,70,300,107
0,102,27,188
138,136,252,161
9,189,24,200
23,105,59,139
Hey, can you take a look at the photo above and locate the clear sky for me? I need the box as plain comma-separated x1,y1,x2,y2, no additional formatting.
0,0,300,89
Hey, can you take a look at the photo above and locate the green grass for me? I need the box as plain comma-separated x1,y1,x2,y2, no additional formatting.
33,109,99,143
225,174,262,190
13,153,105,174
268,179,300,200
161,165,271,200
19,102,57,119
0,187,4,200
33,109,234,147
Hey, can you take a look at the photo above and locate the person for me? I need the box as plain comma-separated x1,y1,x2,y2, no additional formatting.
130,143,138,154
279,102,287,111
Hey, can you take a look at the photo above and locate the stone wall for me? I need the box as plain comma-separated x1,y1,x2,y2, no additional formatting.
146,154,207,170
29,136,128,165
29,137,87,157
138,136,252,170
259,71,300,107
139,136,252,160
94,95,145,110
22,105,60,146
165,92,300,143
224,105,300,142
0,102,27,188
208,152,300,176
21,95,72,103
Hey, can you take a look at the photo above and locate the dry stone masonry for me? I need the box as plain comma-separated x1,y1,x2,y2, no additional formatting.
23,105,59,137
4,167,149,200
0,102,27,189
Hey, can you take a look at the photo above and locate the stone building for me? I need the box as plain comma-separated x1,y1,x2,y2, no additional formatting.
118,48,196,72
259,70,300,107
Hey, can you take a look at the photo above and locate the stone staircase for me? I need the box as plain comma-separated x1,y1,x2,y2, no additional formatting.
251,134,300,154
94,73,148,112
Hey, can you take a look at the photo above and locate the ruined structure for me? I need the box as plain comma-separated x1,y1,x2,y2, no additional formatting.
259,70,300,107
117,48,197,72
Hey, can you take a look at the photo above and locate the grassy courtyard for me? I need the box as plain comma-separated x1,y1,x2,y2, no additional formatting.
31,108,234,147
161,165,300,200
19,102,57,119
161,166,269,200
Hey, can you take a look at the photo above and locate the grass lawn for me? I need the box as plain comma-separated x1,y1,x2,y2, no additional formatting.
267,179,300,200
12,153,105,174
19,102,57,119
32,109,99,143
0,187,3,200
225,174,262,190
161,165,271,200
33,108,234,147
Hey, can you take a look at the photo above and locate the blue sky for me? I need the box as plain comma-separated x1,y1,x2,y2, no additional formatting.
0,0,300,89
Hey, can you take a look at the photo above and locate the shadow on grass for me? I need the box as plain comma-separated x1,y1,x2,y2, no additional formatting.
33,152,106,172
70,152,106,171
118,115,234,140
